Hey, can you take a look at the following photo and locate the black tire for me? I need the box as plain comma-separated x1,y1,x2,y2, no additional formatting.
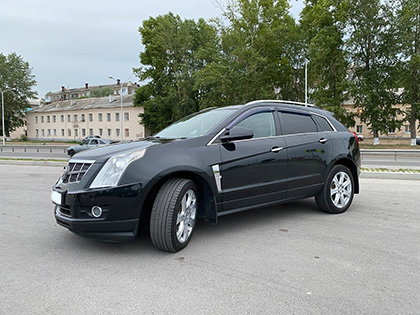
150,178,198,252
315,165,355,214
68,149,75,157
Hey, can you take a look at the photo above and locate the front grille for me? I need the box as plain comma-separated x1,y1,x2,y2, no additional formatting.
62,161,93,183
57,205,71,217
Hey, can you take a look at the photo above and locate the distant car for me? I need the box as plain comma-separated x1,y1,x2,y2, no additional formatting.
67,138,112,156
416,137,420,145
82,135,101,141
357,134,364,141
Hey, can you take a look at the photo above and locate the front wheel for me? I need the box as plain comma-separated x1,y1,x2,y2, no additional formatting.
150,178,198,252
315,165,355,214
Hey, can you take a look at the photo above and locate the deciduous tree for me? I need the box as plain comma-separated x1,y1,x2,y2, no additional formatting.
0,52,37,137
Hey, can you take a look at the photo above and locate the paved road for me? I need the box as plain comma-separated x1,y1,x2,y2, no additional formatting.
0,165,419,314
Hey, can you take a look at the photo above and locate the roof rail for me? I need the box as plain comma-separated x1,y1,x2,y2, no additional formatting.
246,100,317,108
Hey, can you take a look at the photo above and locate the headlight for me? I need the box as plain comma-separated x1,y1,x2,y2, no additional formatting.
90,149,146,188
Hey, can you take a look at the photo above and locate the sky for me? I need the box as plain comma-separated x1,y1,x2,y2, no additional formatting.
1,0,304,99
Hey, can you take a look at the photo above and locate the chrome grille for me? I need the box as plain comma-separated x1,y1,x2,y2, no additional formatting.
62,160,94,183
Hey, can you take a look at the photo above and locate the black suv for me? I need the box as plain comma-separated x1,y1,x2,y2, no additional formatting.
51,100,360,252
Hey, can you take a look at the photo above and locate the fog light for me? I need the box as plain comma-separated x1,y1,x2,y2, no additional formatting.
91,206,103,218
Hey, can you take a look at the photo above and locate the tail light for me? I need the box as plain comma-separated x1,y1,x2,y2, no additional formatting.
350,132,359,145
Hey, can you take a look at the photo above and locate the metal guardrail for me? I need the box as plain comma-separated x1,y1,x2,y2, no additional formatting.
0,145,68,154
360,149,420,161
1,145,419,160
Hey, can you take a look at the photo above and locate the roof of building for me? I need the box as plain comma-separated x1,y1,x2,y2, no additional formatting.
45,82,138,96
32,94,135,113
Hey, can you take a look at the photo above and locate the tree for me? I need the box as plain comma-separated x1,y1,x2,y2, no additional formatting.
0,52,37,137
396,0,420,146
134,13,219,134
346,0,401,145
88,87,113,98
199,0,302,104
300,0,354,127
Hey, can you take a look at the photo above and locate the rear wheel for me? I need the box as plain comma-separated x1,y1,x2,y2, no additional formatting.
150,178,198,252
315,165,354,214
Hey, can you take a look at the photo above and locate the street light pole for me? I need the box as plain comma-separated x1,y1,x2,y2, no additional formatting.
108,76,124,142
1,88,15,146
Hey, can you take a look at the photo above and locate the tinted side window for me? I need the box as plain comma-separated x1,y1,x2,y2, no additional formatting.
281,112,317,135
90,139,98,145
313,115,334,131
236,112,276,139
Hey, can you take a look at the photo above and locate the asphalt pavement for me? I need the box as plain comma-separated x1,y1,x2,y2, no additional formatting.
0,165,419,314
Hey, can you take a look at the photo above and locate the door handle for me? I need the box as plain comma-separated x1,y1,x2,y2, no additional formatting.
319,138,328,144
271,147,283,153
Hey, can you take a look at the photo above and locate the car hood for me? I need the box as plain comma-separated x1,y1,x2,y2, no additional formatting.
70,138,175,163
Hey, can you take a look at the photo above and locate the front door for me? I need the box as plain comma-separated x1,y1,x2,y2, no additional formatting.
218,110,288,212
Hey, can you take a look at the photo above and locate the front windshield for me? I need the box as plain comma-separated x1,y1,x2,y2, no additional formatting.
80,140,89,145
155,108,236,139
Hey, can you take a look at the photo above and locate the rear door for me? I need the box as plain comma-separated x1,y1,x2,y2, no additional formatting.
218,108,288,212
278,110,333,199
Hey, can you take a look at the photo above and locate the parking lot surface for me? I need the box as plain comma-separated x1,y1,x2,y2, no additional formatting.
0,165,419,314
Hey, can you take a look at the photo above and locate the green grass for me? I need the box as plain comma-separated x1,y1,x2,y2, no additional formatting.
361,167,420,173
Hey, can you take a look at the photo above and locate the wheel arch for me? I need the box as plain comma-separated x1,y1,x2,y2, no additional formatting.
139,170,218,226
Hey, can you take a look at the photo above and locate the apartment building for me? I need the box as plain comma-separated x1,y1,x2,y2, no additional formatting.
343,99,419,139
26,86,145,141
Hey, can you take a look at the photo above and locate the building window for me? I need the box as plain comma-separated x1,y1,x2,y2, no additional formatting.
388,128,396,134
89,113,93,122
98,113,103,122
115,112,120,121
124,112,129,121
125,128,129,137
61,115,64,122
356,125,363,133
53,115,56,123
41,116,44,123
116,129,120,137
82,129,86,137
61,129,65,137
67,115,71,122
107,113,111,122
74,114,78,123
99,128,103,136
35,116,38,124
89,128,93,136
74,129,78,137
68,129,71,137
404,125,410,134
53,129,57,136
41,129,45,136
47,116,50,123
36,129,39,136
107,129,111,137
47,129,51,136
81,114,85,122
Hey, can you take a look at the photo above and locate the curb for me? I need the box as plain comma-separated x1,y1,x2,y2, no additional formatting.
360,171,420,181
0,160,67,167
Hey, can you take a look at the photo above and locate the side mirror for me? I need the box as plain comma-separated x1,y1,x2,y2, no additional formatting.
220,126,254,142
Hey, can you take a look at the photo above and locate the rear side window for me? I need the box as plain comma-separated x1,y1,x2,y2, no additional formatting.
313,115,334,131
236,112,276,138
280,112,317,135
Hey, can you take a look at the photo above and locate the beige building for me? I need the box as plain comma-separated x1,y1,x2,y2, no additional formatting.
343,99,419,139
23,82,145,141
26,94,144,141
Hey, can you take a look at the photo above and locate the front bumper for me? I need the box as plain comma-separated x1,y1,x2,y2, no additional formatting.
52,182,144,242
